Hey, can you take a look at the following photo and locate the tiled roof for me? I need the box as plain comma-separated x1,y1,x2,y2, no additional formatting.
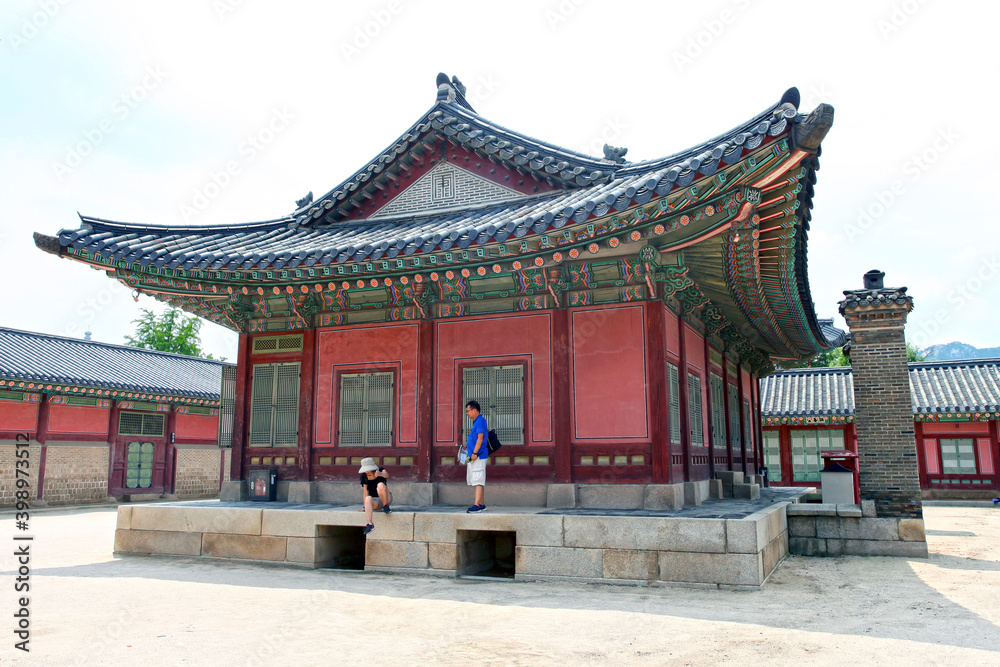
49,88,809,273
761,366,854,418
0,327,230,400
909,358,1000,415
762,358,1000,417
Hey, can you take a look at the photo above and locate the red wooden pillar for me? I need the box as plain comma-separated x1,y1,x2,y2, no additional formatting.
296,329,316,482
989,418,1000,491
164,407,178,494
753,377,765,475
677,320,692,482
107,400,123,495
722,356,733,473
35,395,51,500
552,309,572,483
778,424,792,486
736,363,748,475
416,320,434,483
230,333,251,481
703,335,716,481
645,302,668,483
913,420,928,490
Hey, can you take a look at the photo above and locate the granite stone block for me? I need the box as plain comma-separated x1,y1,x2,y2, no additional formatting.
733,483,760,500
202,533,286,561
315,482,362,504
366,540,428,569
709,479,724,499
658,551,763,587
577,484,645,509
130,505,262,536
603,549,658,580
788,516,817,538
836,504,863,518
761,532,788,577
413,512,564,547
840,539,929,558
220,481,247,502
898,518,926,542
683,481,706,506
563,516,725,553
516,546,603,577
817,517,901,541
114,529,202,556
861,500,877,517
428,542,457,570
286,482,315,503
547,484,577,509
644,484,683,510
724,519,760,554
788,536,827,557
116,506,132,530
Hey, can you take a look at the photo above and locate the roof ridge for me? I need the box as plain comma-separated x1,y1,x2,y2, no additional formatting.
908,357,1000,368
0,326,232,366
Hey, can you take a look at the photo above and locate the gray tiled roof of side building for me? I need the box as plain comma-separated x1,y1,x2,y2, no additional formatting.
761,358,1000,417
0,326,232,400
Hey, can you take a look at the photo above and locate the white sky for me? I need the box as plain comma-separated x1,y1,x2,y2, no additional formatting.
2,0,996,361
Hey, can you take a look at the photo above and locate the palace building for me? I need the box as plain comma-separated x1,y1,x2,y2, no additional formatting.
34,74,839,498
0,327,230,505
761,358,1000,497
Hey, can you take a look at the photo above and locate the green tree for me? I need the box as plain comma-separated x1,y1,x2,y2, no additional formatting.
805,346,850,368
125,308,213,358
907,343,929,362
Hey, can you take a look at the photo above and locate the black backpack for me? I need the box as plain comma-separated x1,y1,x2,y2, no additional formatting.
487,429,502,455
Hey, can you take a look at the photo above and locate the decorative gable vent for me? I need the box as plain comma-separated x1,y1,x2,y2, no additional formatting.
369,162,523,220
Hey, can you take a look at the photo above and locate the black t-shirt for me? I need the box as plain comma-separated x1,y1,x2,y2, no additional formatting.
359,468,387,496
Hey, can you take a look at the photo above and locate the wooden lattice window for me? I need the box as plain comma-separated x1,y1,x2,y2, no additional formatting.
339,372,393,447
251,334,303,354
762,431,782,481
792,429,845,482
667,363,681,445
688,374,703,446
218,365,236,448
462,365,524,446
125,442,154,489
118,412,165,437
710,373,726,448
940,438,977,475
249,362,300,447
728,384,742,451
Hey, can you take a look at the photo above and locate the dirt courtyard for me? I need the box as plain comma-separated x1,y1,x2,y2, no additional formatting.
1,503,998,665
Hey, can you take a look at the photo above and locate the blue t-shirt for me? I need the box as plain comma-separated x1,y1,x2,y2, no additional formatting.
467,414,488,457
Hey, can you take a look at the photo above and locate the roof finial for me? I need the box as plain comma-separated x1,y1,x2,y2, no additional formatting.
295,191,313,210
602,144,628,164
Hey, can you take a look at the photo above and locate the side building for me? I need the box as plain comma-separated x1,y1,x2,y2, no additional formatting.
0,327,234,506
34,76,841,498
761,359,1000,497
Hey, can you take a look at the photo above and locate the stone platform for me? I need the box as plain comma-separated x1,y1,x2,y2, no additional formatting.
114,488,807,590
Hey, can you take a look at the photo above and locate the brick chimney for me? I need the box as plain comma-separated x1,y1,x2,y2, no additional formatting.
839,270,922,518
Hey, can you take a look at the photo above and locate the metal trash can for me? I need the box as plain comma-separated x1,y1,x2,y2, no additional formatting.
820,450,859,504
248,469,277,502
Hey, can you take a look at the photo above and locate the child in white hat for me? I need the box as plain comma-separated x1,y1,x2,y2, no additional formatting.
358,457,392,534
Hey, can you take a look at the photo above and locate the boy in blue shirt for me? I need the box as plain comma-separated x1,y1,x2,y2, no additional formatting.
465,401,488,512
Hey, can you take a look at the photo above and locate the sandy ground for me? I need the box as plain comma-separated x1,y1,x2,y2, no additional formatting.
0,504,998,666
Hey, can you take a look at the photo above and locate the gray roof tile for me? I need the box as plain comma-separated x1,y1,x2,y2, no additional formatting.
762,358,1000,418
0,327,230,401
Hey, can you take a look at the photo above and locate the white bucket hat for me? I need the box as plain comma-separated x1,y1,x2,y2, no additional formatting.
358,457,379,474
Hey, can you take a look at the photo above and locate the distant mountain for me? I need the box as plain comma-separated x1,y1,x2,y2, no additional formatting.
922,342,1000,361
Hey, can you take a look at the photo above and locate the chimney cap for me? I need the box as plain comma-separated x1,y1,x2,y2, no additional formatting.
863,269,885,290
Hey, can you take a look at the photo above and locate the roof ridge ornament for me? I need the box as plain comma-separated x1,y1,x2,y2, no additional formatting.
602,143,628,164
436,72,475,112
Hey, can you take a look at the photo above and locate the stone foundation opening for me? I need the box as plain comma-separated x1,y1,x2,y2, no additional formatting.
317,525,366,570
457,529,516,579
